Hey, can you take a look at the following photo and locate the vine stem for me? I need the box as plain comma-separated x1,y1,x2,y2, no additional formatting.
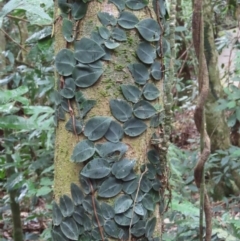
89,180,105,241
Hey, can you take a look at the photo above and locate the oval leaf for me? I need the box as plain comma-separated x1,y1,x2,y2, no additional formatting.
137,42,156,64
65,118,83,134
73,62,103,88
62,18,74,42
114,195,133,214
81,158,111,179
71,1,88,20
96,142,128,161
59,195,74,217
136,18,161,42
74,38,105,64
145,217,157,238
71,140,95,163
147,149,160,165
123,117,147,137
112,27,127,41
70,183,84,205
108,0,125,11
128,63,149,85
104,121,124,143
52,201,62,226
143,83,160,100
104,40,120,49
98,26,111,40
151,60,162,80
121,84,142,103
97,11,117,26
84,116,112,141
118,11,139,29
133,100,156,119
104,220,121,239
112,159,135,179
101,202,115,219
131,220,146,237
60,217,79,240
55,49,75,76
110,99,132,122
123,178,138,194
126,0,148,10
98,176,122,198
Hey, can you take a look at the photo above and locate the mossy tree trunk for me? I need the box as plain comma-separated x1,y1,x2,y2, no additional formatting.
203,0,240,199
53,1,173,240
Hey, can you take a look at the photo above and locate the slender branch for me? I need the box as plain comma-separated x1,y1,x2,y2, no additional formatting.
7,14,29,22
0,28,27,52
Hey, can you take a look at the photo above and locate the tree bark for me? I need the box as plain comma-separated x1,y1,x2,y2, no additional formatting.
53,1,170,240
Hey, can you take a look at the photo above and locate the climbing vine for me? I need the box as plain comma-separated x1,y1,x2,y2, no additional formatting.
52,0,172,240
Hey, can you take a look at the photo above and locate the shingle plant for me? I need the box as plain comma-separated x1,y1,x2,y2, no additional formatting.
52,0,174,240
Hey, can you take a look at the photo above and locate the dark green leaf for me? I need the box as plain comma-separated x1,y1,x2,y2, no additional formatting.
64,77,76,91
108,0,125,11
126,0,148,10
62,18,74,42
60,88,74,99
80,176,91,195
92,227,102,240
144,163,157,180
112,27,127,41
71,1,88,20
143,83,160,100
79,99,96,118
93,214,105,228
131,189,144,202
147,149,160,165
81,158,111,179
140,176,152,193
60,217,79,240
52,201,62,226
59,195,74,217
84,116,112,141
101,202,115,219
74,38,105,64
73,205,84,225
142,194,154,211
83,195,94,214
104,121,124,143
152,178,162,191
114,213,139,226
73,62,103,88
105,40,120,49
118,11,139,29
97,12,117,26
151,61,162,80
133,100,156,119
128,63,149,85
131,220,146,237
123,117,147,137
58,0,71,14
121,84,142,103
136,18,160,42
123,178,138,194
65,118,83,134
137,42,156,64
102,45,112,61
98,176,122,198
98,26,111,40
112,159,135,179
70,183,84,205
90,31,105,45
71,140,95,163
104,220,121,239
75,91,85,102
114,195,133,214
122,171,137,181
83,213,92,231
96,142,128,161
110,99,132,122
61,98,69,112
145,217,157,238
51,226,68,241
134,203,146,216
55,49,76,76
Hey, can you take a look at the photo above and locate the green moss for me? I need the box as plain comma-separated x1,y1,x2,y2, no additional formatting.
114,64,125,71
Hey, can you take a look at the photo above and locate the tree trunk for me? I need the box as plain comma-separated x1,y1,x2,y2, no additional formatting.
53,1,172,240
203,0,240,200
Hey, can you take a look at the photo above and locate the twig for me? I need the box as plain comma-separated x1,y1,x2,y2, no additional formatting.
89,180,105,241
0,28,27,52
7,15,29,23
